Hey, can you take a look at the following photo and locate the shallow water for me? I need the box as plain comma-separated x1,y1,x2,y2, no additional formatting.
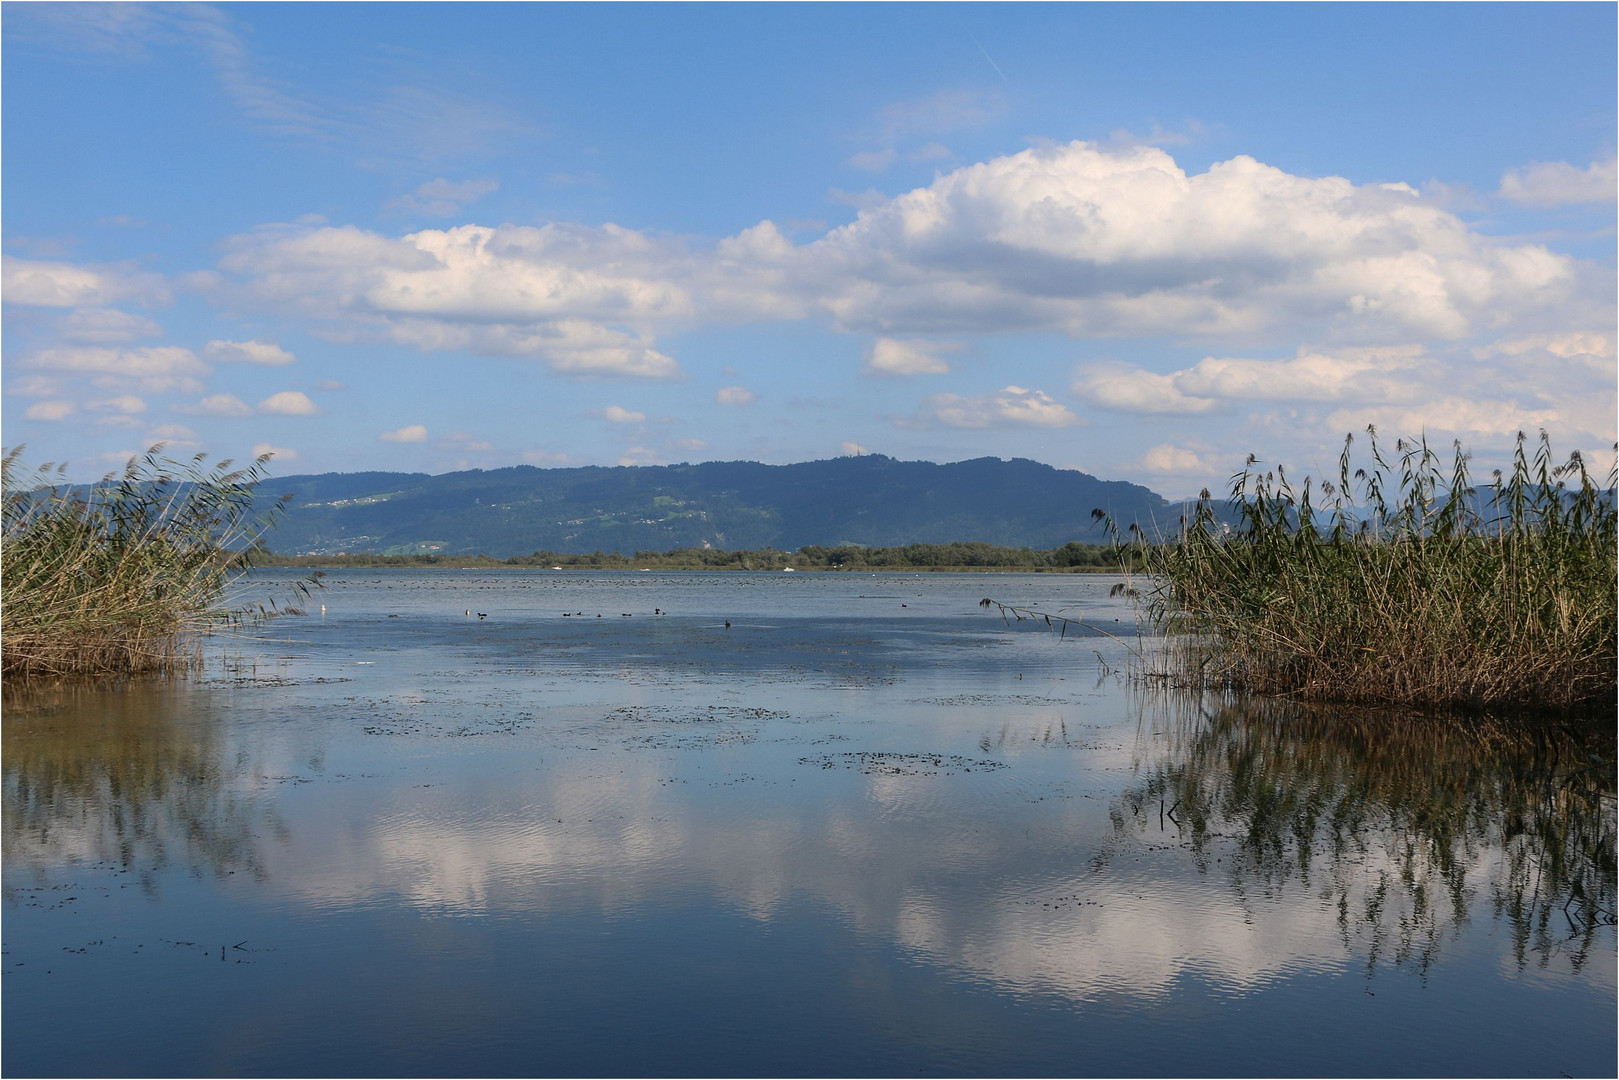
4,570,1614,1077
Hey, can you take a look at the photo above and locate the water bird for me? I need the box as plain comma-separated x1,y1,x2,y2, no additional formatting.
477,613,488,619
724,620,731,628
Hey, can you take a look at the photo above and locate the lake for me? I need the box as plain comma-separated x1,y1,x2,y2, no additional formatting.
3,570,1613,1077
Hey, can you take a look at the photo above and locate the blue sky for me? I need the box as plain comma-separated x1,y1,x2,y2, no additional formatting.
4,3,1614,495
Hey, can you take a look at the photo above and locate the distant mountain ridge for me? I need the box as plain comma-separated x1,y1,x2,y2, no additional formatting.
255,454,1180,557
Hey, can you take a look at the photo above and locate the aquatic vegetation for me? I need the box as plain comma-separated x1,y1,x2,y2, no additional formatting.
1,445,310,679
1116,430,1617,714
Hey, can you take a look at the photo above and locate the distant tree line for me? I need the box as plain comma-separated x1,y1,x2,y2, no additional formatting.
246,540,1138,572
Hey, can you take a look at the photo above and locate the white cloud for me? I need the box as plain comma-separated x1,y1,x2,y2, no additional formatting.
380,424,428,443
602,405,647,424
1173,346,1427,403
1324,397,1564,439
804,142,1590,341
2,257,170,307
672,437,709,454
1498,158,1617,207
1473,331,1614,363
912,385,1080,429
314,379,348,391
24,400,77,421
174,394,253,417
863,338,957,377
386,178,500,217
382,318,685,379
89,395,147,415
201,142,1610,402
252,442,298,462
20,345,208,377
715,385,757,406
58,307,163,344
146,424,199,441
1073,367,1218,415
256,391,320,415
205,339,297,365
1140,444,1217,474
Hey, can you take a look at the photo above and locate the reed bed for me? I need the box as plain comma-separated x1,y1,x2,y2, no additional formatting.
2,445,305,680
1118,429,1617,715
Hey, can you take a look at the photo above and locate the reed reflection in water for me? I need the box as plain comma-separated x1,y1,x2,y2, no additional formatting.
2,681,283,894
1113,695,1617,979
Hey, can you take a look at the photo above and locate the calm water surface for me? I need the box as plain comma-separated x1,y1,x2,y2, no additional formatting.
4,570,1614,1077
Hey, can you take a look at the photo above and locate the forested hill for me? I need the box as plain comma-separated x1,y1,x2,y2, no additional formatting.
254,454,1178,557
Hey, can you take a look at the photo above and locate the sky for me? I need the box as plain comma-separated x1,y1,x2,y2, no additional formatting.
3,3,1615,496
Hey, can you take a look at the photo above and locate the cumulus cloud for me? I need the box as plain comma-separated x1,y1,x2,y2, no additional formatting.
1498,158,1617,207
89,394,147,415
715,385,757,406
1324,397,1565,440
804,142,1589,341
257,391,320,415
386,178,500,217
210,222,701,378
380,424,428,443
205,339,297,365
1079,346,1436,416
863,338,957,377
1073,366,1218,415
58,307,163,344
1140,444,1218,474
252,442,298,462
174,393,253,417
201,142,1609,394
24,400,77,421
2,257,170,307
146,424,199,441
911,385,1079,429
602,405,647,424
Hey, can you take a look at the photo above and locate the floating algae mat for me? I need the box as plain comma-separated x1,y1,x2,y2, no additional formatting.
3,570,1613,1077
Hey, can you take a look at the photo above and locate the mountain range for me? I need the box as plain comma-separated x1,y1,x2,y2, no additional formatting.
253,455,1184,557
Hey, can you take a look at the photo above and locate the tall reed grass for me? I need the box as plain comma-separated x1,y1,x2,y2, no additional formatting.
2,445,307,679
1117,429,1617,715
